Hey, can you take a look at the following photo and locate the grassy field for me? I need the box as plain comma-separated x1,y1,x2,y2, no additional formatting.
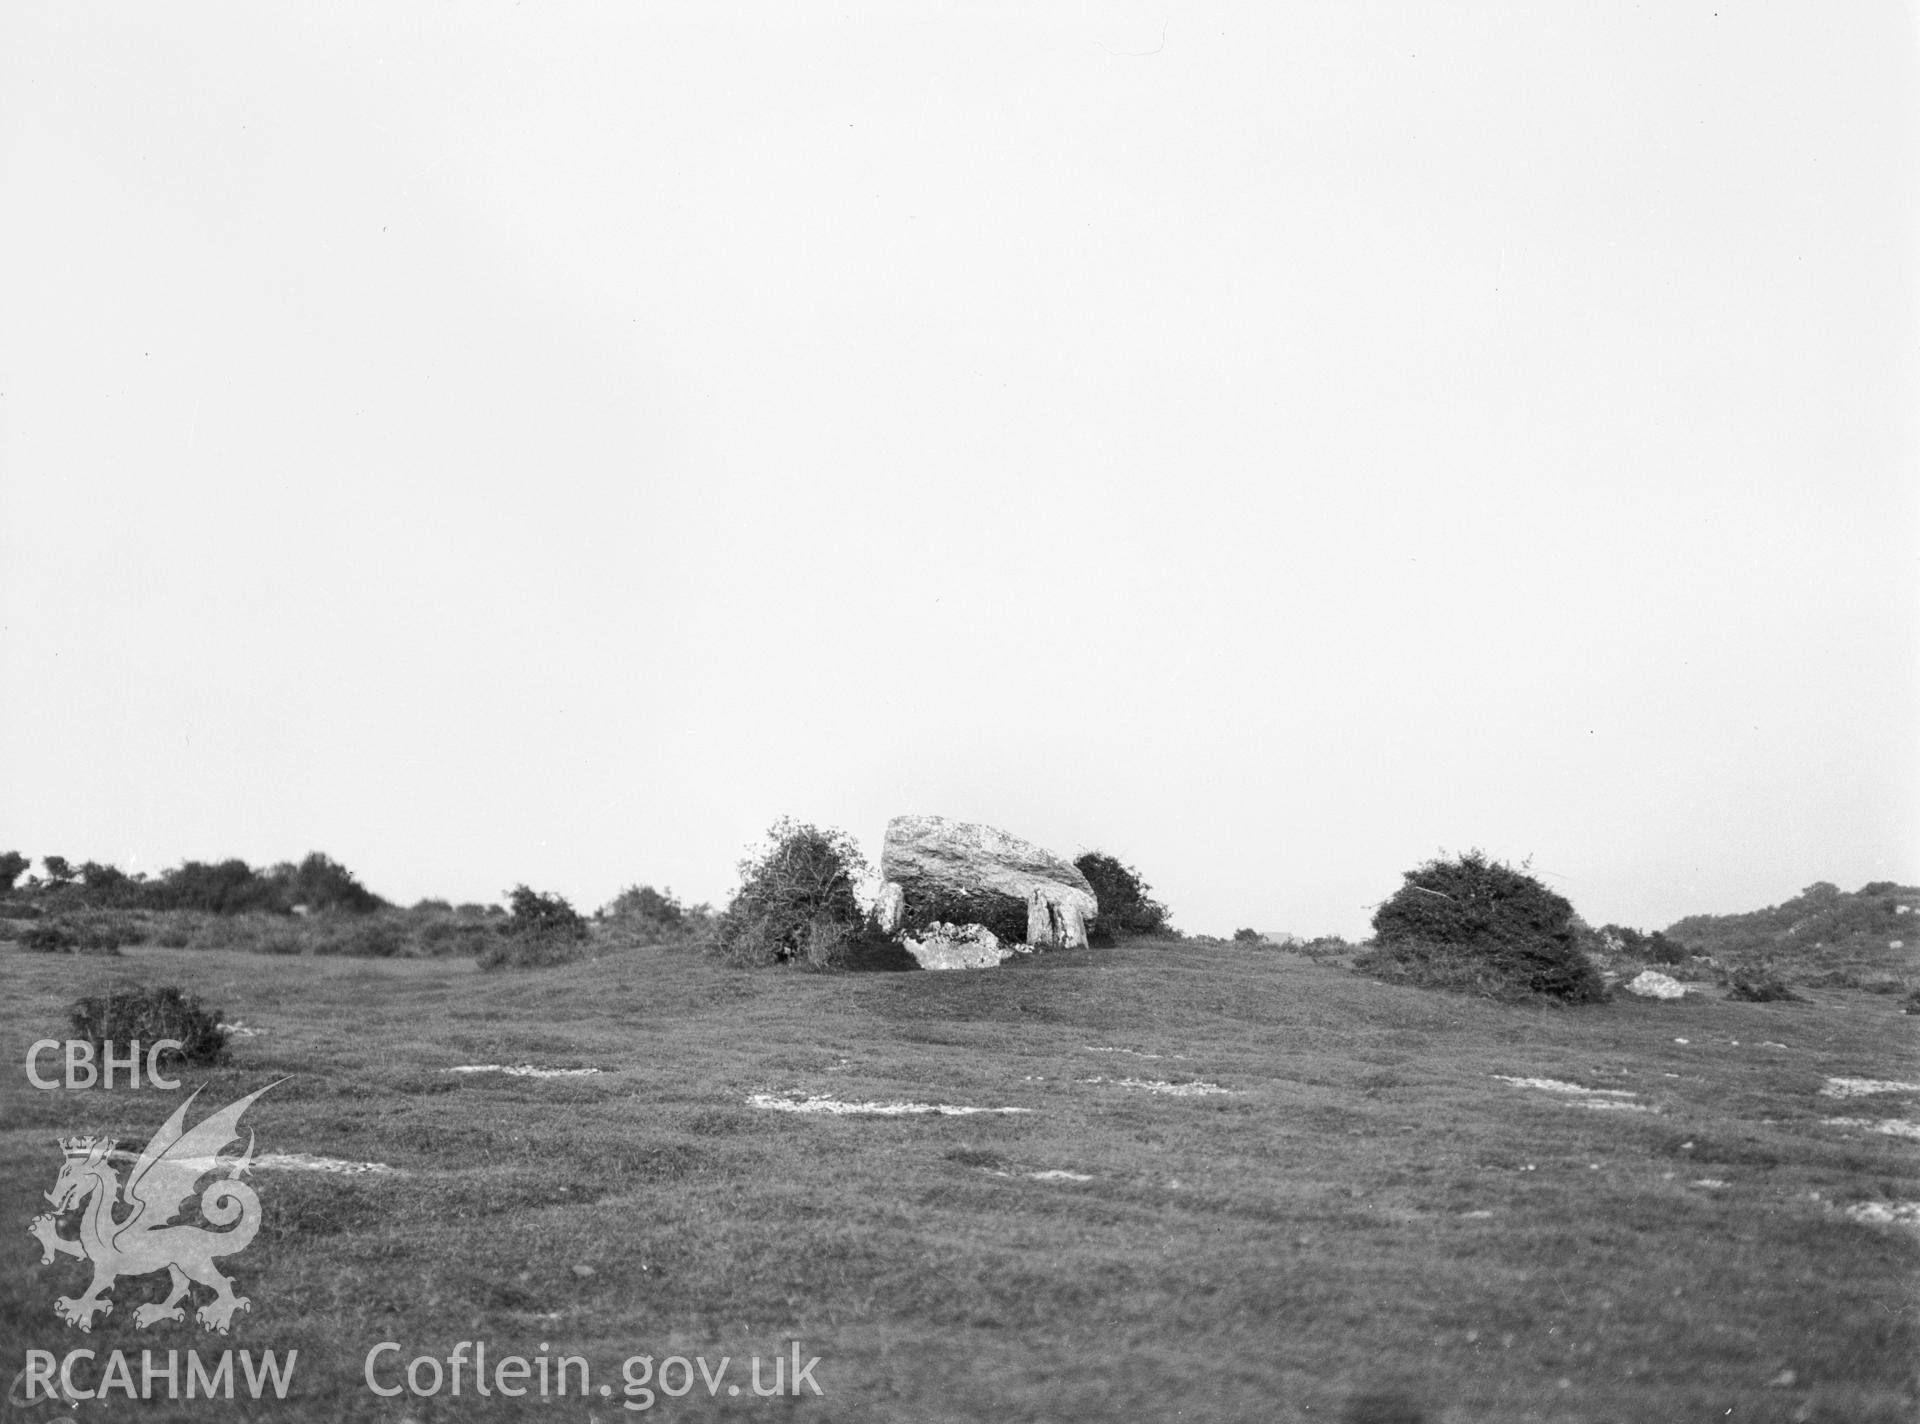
3,937,1915,1423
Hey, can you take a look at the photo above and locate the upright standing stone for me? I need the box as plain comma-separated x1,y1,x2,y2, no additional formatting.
874,882,905,935
1027,886,1091,950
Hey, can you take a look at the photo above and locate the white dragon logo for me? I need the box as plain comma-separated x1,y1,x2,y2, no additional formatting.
28,1083,278,1334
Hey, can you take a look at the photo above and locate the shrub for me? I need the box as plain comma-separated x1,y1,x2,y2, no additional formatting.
283,852,385,914
311,919,408,958
507,885,587,939
478,932,588,970
22,921,75,952
1232,927,1264,943
416,917,502,958
600,884,694,944
1357,851,1604,1003
1726,972,1803,1003
479,886,589,971
22,918,124,956
1600,923,1688,965
603,883,684,927
1074,852,1173,941
714,819,870,969
68,985,227,1071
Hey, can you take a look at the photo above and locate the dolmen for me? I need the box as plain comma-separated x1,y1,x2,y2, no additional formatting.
876,814,1099,970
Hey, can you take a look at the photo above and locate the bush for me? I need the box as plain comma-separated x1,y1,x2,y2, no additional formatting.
1726,972,1803,1003
21,918,124,956
478,932,589,970
603,884,685,930
1232,927,1264,943
1600,923,1688,965
22,921,74,952
311,919,408,958
506,885,587,939
714,819,870,969
416,917,503,958
1074,852,1173,941
0,850,30,893
478,886,589,971
68,985,228,1071
1357,851,1604,1003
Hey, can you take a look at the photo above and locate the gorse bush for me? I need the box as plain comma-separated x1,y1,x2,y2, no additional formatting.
481,886,590,970
1726,970,1803,1003
1074,852,1173,941
22,917,127,956
715,819,870,970
603,884,685,931
68,985,228,1071
1356,850,1604,1003
310,919,408,958
506,885,588,940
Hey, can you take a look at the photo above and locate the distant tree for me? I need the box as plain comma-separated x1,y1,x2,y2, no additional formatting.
603,884,685,930
83,861,131,888
155,859,278,914
1074,852,1173,941
0,851,29,894
288,852,384,913
41,856,76,888
506,885,588,941
1232,927,1263,943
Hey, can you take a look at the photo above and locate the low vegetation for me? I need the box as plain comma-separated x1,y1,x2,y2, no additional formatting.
1664,881,1917,998
3,930,1911,1422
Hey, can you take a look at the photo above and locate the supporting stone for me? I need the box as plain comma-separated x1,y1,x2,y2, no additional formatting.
1026,887,1091,951
874,882,905,936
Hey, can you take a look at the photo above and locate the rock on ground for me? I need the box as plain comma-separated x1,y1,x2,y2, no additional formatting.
881,814,1097,946
1624,970,1688,999
901,922,1016,971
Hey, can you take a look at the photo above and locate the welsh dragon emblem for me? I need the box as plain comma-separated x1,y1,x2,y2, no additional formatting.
28,1083,278,1334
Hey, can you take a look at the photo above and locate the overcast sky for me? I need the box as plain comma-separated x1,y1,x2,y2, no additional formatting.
3,3,1913,938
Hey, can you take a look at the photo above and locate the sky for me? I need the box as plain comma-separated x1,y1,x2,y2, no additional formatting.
2,3,1914,939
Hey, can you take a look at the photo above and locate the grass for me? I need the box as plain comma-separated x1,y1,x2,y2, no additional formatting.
2,936,1915,1422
